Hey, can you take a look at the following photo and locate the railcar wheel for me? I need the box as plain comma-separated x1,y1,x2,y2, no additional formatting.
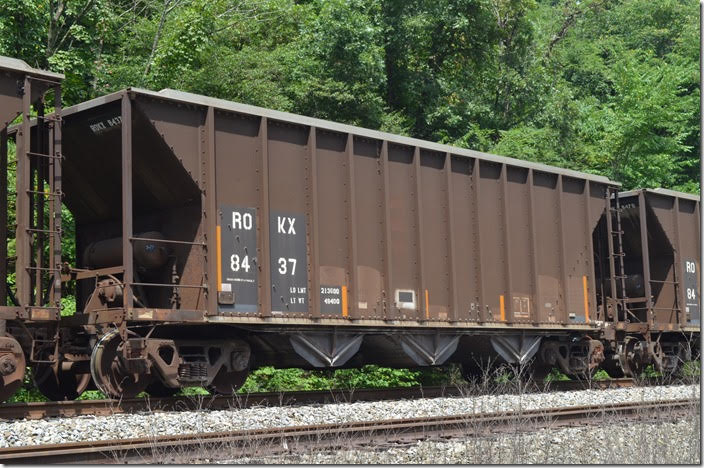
90,330,151,399
145,381,179,397
0,336,25,403
33,355,91,401
618,337,645,378
207,369,249,395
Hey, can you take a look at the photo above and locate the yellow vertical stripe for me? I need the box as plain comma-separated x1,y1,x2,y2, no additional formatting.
425,289,430,320
582,275,590,323
500,295,506,321
216,225,222,292
342,286,348,317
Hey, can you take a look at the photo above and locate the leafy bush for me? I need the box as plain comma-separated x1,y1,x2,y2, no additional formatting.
545,368,570,382
76,390,107,400
239,367,334,393
237,365,450,393
7,368,47,403
179,387,210,396
593,369,610,381
332,365,421,389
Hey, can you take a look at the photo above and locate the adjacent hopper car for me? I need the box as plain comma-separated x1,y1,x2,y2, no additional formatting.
0,56,700,401
0,57,64,401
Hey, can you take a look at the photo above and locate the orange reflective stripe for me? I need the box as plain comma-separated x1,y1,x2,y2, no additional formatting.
342,286,348,317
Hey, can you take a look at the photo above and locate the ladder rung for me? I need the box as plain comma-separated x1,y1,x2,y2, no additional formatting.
35,115,62,123
609,231,624,235
25,266,61,272
26,228,61,234
26,190,62,198
26,151,62,160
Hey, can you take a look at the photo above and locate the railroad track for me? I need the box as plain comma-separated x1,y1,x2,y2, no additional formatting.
0,397,697,464
0,378,640,421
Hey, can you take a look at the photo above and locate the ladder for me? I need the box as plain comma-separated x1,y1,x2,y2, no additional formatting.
604,186,628,322
15,76,63,312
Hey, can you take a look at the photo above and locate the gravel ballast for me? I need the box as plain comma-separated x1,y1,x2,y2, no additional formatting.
0,384,698,448
228,418,700,464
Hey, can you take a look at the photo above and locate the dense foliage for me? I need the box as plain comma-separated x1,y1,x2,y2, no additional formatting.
1,0,700,191
9,364,454,402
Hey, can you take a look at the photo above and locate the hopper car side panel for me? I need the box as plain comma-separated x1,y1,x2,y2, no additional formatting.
50,88,633,332
188,101,616,326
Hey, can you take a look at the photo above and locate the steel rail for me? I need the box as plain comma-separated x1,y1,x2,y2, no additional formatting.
0,398,697,464
0,379,640,421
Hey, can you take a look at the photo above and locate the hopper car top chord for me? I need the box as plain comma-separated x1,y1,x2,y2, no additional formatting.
0,55,699,402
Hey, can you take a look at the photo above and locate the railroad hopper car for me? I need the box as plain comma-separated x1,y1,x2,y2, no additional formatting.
0,53,697,400
0,58,64,402
27,86,696,400
592,188,700,376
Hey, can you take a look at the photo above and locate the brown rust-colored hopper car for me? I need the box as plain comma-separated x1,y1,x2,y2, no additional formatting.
0,57,65,402
4,73,699,400
48,87,700,398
